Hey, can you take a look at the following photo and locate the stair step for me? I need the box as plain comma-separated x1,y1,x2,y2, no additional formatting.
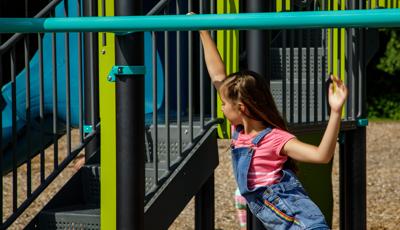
38,206,100,230
80,165,170,197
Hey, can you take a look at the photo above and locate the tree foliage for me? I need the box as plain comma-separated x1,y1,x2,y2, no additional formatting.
377,30,400,76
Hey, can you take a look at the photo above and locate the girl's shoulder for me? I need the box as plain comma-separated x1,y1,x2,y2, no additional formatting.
268,127,294,137
264,128,296,146
262,128,296,155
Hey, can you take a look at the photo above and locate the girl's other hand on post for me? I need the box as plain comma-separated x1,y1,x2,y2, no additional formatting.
328,75,348,114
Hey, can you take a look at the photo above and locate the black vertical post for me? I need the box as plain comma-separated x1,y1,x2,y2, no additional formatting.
195,2,215,229
84,0,100,162
245,0,270,229
115,0,144,229
245,0,271,81
339,0,367,228
195,174,215,230
339,127,366,230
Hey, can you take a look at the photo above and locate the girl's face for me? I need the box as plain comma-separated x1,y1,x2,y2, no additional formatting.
220,93,243,125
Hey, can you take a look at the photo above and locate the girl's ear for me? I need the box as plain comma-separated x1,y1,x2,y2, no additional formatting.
237,103,246,114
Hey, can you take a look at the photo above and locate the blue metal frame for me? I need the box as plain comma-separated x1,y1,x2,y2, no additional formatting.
1,9,400,33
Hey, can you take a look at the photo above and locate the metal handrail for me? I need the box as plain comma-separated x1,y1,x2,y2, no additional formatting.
1,9,400,33
0,0,62,54
146,0,170,16
0,0,99,228
2,130,98,228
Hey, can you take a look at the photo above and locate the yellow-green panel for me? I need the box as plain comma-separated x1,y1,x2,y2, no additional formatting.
216,0,239,138
327,1,331,74
333,0,339,76
99,0,116,229
277,0,282,12
340,0,347,80
276,0,291,12
327,29,331,73
341,0,347,117
371,0,376,8
340,0,346,80
333,27,338,76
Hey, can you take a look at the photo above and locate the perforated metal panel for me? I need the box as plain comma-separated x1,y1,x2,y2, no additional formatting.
271,47,329,123
145,124,202,166
38,208,100,230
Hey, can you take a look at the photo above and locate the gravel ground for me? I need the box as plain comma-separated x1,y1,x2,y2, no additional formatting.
4,122,400,229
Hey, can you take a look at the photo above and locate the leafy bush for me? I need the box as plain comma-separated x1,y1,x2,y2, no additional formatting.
368,94,400,120
377,30,400,76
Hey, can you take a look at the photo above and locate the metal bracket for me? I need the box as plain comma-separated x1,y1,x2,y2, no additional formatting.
84,125,93,134
338,132,345,144
356,118,369,127
107,65,146,82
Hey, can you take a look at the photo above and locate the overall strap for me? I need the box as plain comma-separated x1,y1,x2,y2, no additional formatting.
232,125,244,140
251,127,273,146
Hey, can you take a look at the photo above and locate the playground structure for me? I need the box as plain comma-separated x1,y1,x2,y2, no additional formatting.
0,0,399,229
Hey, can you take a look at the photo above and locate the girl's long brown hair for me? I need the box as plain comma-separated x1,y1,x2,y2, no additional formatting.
220,70,297,172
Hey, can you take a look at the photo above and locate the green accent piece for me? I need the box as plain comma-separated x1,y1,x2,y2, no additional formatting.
357,118,369,127
2,9,400,33
84,125,93,134
107,65,146,82
216,0,239,139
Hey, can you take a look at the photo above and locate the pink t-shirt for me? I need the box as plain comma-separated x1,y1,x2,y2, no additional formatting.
232,126,295,189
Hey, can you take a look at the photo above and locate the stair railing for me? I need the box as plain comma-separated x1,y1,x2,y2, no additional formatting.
0,0,98,228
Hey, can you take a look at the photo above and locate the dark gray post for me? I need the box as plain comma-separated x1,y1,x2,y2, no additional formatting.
195,2,215,229
245,0,271,81
339,128,367,230
115,0,144,229
245,0,270,229
339,0,367,227
84,0,100,162
195,175,215,230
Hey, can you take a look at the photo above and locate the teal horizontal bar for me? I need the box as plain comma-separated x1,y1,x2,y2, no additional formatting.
0,9,399,33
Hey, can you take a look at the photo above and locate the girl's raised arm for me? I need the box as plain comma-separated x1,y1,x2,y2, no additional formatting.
199,30,226,91
282,75,348,164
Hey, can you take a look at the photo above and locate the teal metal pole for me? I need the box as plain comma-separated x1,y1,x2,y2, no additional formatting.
0,9,400,33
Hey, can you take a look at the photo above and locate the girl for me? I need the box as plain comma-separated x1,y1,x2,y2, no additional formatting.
199,29,347,230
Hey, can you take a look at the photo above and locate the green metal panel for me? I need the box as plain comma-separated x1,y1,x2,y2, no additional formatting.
296,133,333,226
99,0,116,229
216,0,239,138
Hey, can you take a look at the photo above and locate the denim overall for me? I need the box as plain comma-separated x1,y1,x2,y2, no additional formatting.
231,126,329,230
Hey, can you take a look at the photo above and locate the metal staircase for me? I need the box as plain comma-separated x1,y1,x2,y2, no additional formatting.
27,123,219,229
